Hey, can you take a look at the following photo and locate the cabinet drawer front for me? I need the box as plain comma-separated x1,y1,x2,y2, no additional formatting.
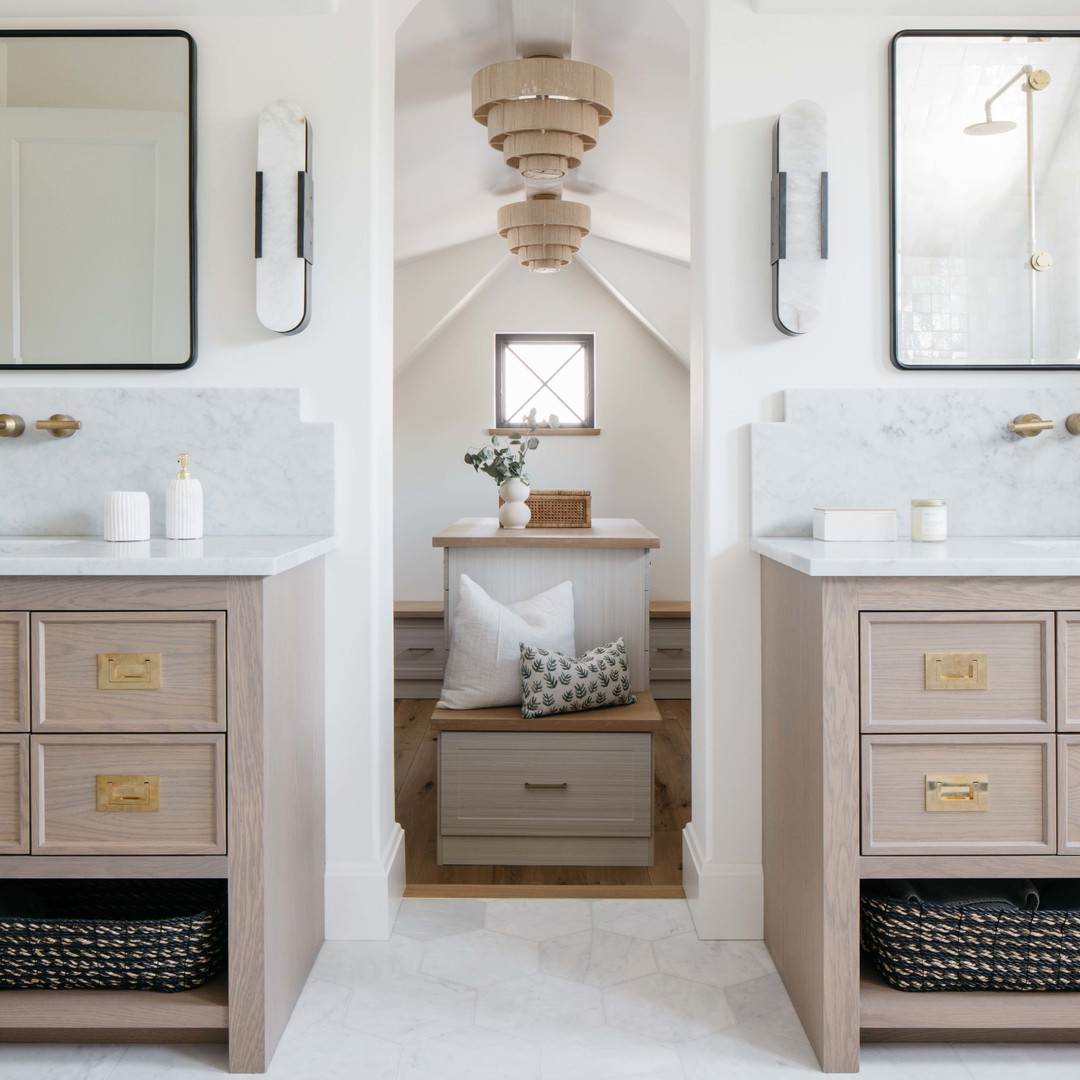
1056,614,1080,732
861,734,1055,855
861,612,1053,732
32,734,226,854
394,622,447,679
650,623,691,680
1058,736,1080,852
440,731,652,837
33,612,225,732
0,612,28,733
0,734,28,853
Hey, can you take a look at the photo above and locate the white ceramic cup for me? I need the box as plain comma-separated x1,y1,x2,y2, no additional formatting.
104,491,151,542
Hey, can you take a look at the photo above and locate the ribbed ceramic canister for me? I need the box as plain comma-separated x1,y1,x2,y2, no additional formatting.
104,491,151,542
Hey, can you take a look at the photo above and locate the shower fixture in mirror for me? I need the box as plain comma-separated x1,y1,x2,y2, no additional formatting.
892,30,1080,370
0,30,195,369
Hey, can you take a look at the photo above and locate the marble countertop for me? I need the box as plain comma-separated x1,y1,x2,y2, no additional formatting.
0,535,335,576
751,536,1080,577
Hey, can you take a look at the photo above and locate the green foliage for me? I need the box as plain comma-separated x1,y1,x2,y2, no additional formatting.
463,408,560,487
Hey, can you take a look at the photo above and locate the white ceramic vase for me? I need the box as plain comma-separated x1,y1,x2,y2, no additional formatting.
498,477,531,529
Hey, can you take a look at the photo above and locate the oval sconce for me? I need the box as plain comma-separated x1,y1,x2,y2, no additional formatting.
771,100,827,336
255,101,313,335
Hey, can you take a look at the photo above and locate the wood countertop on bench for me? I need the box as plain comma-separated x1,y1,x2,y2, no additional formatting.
432,518,660,549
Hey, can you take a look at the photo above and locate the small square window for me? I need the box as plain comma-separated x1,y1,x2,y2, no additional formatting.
495,333,595,429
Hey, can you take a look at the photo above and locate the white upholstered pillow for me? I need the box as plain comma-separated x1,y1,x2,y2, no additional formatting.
437,574,576,709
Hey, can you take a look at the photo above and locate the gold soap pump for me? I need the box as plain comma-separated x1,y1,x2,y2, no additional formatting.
165,452,204,540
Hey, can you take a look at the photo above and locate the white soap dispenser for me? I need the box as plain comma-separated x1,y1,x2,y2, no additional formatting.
165,453,204,540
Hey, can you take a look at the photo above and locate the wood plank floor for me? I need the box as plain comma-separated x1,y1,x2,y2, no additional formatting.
395,698,690,899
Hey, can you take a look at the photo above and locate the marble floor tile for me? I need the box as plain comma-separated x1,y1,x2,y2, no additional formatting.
592,899,695,941
540,1027,684,1080
655,934,774,989
392,897,486,941
397,1026,541,1080
843,1043,976,1080
476,972,605,1041
263,1027,401,1080
603,971,736,1043
540,928,657,987
278,977,352,1040
950,1041,1080,1079
311,936,424,988
343,973,476,1043
0,1043,125,1080
484,898,593,941
726,973,806,1042
680,1025,821,1078
421,928,540,988
100,1044,234,1078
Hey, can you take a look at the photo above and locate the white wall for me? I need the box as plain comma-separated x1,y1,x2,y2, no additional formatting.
688,1,1080,937
0,4,401,938
394,255,690,601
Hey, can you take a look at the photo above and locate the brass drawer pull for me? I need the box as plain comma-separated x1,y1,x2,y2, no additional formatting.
924,652,988,691
96,774,161,812
925,773,989,812
524,782,568,789
97,652,162,690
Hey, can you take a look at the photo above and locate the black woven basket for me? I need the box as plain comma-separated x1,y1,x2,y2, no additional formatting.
0,880,226,993
862,880,1080,992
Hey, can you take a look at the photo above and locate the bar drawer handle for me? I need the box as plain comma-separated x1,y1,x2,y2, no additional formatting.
524,782,568,789
405,647,435,654
657,648,687,655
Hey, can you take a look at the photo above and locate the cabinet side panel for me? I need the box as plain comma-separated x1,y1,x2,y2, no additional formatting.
261,559,326,1060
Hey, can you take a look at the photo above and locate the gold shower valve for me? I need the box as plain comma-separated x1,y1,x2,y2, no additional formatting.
1030,251,1053,272
1028,69,1051,91
1008,413,1053,437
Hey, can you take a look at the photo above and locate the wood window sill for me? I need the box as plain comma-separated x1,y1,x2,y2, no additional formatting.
486,428,601,436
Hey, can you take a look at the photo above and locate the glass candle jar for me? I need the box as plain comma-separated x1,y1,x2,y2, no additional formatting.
911,499,947,543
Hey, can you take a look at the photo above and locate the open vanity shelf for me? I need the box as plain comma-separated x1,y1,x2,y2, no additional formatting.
758,556,1080,1073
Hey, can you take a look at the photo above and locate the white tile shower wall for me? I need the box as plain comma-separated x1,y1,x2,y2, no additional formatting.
751,387,1080,538
0,388,333,536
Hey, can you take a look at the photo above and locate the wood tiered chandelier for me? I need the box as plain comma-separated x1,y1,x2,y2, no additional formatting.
472,56,614,273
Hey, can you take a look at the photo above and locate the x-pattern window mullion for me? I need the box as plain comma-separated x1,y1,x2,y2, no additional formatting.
505,345,585,424
496,334,594,428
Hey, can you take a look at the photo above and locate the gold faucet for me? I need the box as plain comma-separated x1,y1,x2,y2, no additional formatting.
1008,413,1053,437
0,414,24,438
35,414,81,439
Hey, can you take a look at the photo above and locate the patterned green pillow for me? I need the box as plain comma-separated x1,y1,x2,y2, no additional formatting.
519,638,637,718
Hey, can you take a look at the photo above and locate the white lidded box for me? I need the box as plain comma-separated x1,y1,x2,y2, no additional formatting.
812,507,897,542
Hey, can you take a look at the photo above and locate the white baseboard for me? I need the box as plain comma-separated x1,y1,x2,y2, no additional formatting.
682,823,763,940
325,823,406,940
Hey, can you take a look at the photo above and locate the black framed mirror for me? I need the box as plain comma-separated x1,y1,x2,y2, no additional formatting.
892,30,1080,370
0,29,195,370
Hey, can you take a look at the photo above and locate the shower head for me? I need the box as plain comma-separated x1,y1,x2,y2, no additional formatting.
964,119,1018,136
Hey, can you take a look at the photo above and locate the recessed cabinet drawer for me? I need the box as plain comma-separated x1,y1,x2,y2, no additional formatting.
650,621,691,681
32,612,226,732
861,734,1055,855
1056,614,1080,732
31,734,226,855
0,612,27,733
1058,736,1080,853
394,620,447,680
440,731,652,838
860,612,1054,732
0,734,28,853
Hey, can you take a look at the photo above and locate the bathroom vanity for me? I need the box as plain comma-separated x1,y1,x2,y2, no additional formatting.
0,536,332,1074
754,537,1080,1074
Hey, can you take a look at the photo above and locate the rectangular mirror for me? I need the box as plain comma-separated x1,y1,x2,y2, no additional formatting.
892,30,1080,369
0,30,194,369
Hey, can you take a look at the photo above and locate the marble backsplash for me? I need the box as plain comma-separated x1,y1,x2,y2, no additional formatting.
752,388,1080,538
0,389,333,536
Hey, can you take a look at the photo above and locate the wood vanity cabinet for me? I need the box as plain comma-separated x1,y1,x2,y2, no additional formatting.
0,564,325,1074
761,564,1080,1073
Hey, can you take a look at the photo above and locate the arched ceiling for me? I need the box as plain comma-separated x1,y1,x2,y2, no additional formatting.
394,0,691,264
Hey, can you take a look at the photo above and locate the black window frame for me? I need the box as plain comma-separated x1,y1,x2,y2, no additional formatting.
494,332,595,429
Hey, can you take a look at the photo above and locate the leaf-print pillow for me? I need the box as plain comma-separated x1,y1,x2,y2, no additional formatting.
519,638,636,718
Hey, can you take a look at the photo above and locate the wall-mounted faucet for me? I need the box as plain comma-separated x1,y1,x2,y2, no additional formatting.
35,414,81,439
0,414,24,437
1008,413,1054,437
1065,414,1080,436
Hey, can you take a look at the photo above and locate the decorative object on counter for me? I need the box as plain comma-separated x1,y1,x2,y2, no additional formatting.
520,638,636,719
812,507,896,542
522,489,592,528
862,879,1080,992
771,100,827,336
256,101,313,335
0,880,226,992
35,414,81,439
438,574,575,709
165,453,204,540
910,499,947,542
472,55,613,273
1008,412,1054,437
465,407,556,527
0,415,23,438
103,491,151,542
